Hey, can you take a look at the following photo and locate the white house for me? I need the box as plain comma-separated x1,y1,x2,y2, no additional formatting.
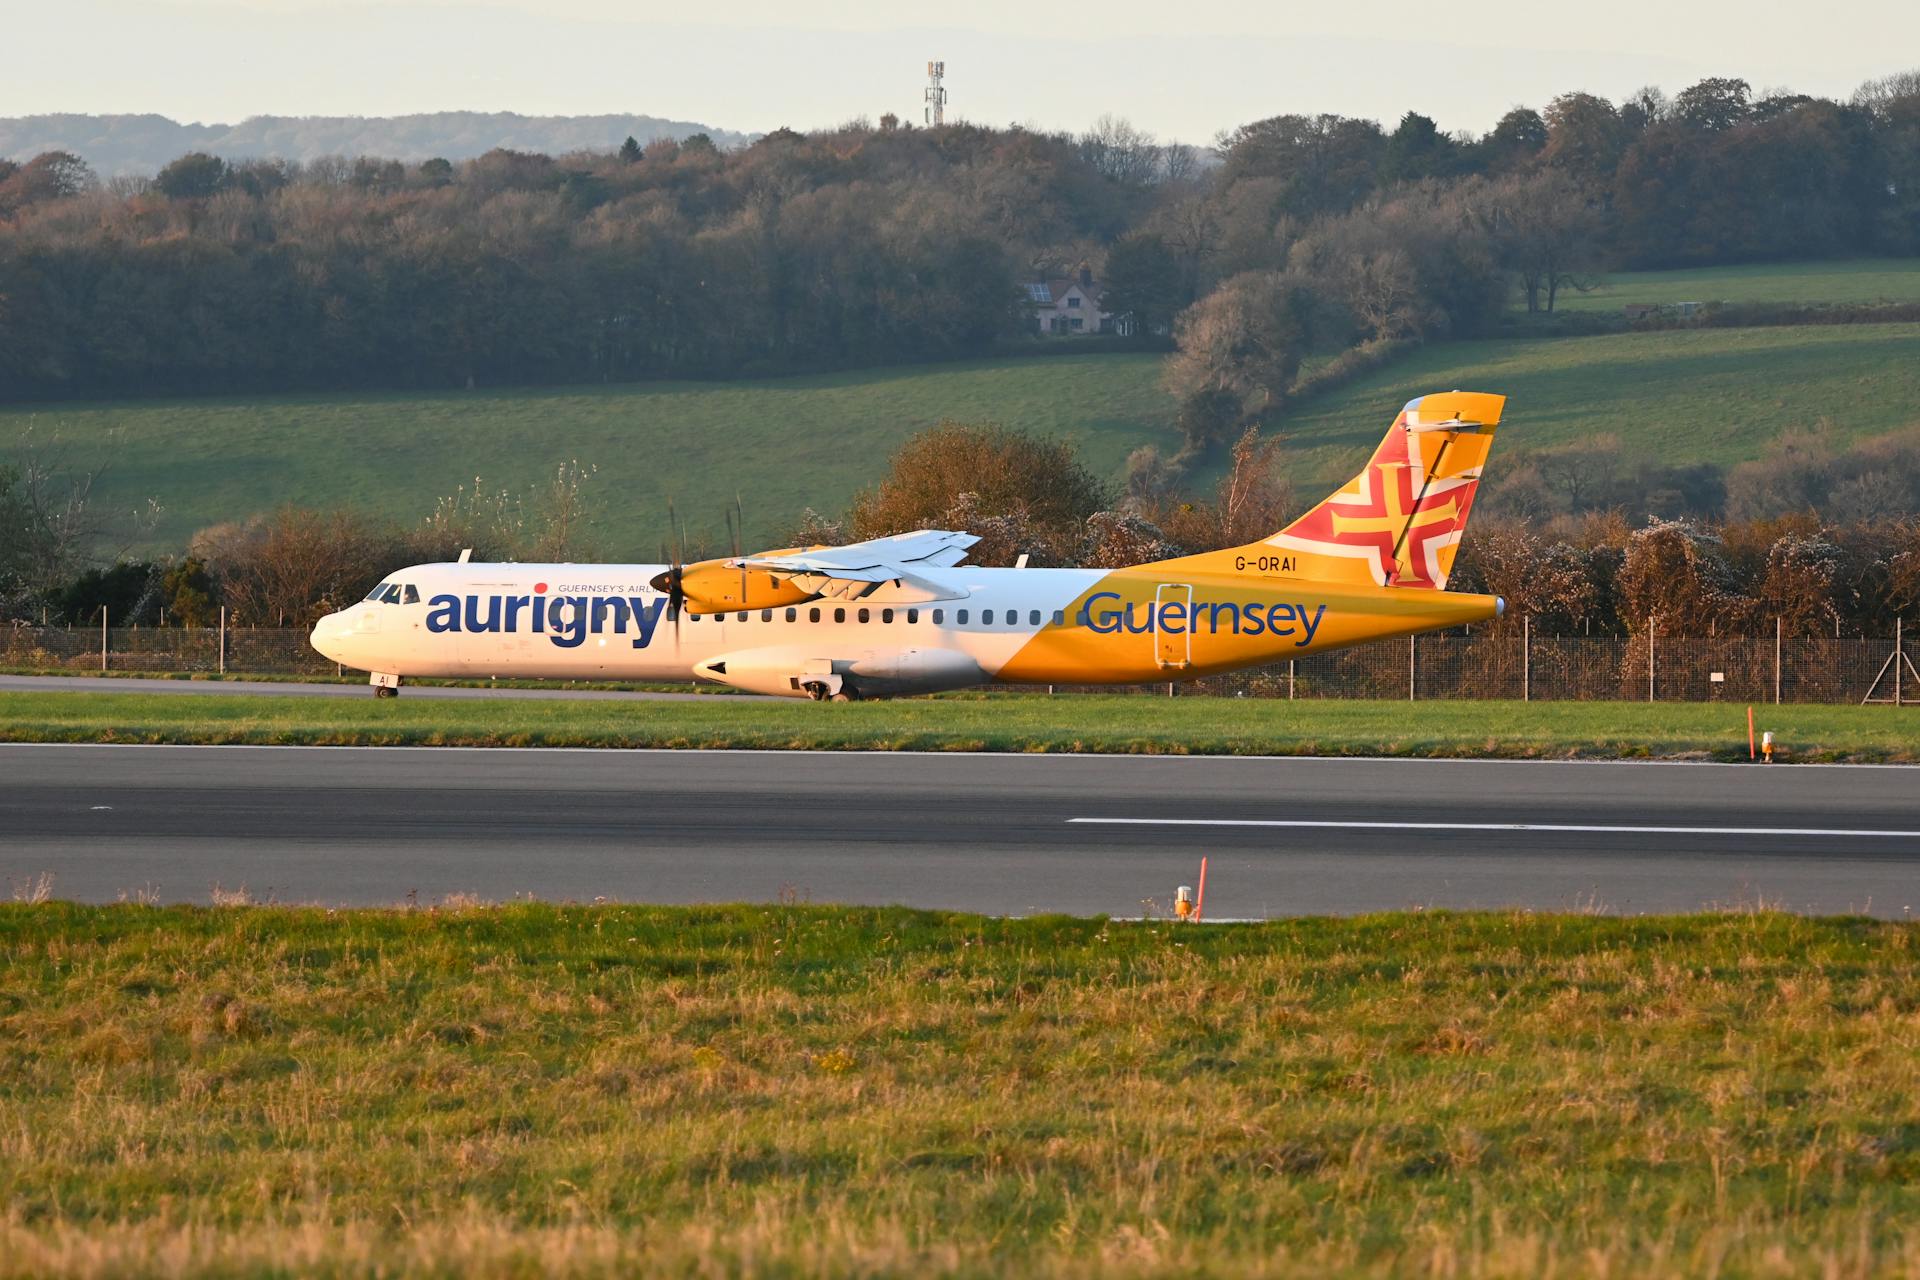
1026,268,1118,335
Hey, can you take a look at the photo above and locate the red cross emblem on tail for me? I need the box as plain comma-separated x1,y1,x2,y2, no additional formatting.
1267,411,1481,588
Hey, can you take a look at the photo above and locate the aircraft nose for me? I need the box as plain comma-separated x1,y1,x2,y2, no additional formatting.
309,611,351,663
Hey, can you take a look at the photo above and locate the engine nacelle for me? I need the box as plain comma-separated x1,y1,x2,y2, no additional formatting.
694,645,985,699
654,558,818,613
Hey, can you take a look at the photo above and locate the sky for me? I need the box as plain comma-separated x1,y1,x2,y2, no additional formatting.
8,0,1919,142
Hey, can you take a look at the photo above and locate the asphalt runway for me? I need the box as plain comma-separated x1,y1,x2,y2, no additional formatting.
0,674,731,702
5,744,1919,917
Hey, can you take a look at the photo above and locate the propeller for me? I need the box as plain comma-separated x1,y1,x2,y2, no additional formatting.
727,493,747,607
649,497,687,640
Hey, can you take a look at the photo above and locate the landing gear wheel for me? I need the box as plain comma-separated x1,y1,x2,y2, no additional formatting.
374,685,398,699
829,691,855,703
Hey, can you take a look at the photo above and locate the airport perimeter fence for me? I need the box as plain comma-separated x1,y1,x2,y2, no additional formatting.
3,619,1916,705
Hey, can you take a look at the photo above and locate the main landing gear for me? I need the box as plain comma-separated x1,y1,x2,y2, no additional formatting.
801,680,859,702
370,672,402,699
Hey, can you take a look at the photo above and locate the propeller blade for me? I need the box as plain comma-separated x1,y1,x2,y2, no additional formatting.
733,493,747,605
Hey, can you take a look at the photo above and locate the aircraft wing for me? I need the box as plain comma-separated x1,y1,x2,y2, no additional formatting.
733,529,979,600
734,529,979,582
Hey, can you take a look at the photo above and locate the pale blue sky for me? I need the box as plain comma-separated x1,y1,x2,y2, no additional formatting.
10,0,1918,142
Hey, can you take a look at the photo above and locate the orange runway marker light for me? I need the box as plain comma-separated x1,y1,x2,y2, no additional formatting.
1175,886,1194,921
1195,856,1208,923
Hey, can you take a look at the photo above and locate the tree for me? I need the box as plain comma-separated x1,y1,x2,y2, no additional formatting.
1673,77,1752,132
1541,93,1625,180
154,151,230,199
1217,114,1386,219
848,423,1108,564
618,135,643,164
1101,233,1185,335
1483,107,1548,170
1483,169,1603,312
1383,112,1456,182
1162,271,1310,451
0,151,95,211
1079,115,1160,186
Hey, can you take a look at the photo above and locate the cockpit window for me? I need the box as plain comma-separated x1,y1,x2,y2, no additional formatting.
365,582,391,602
402,584,420,604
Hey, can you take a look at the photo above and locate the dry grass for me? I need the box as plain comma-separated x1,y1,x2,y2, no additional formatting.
3,904,1919,1277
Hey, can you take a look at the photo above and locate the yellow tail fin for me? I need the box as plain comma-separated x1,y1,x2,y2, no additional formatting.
1160,391,1506,589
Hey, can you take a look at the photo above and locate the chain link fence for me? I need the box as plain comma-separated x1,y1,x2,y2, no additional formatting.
4,620,1916,704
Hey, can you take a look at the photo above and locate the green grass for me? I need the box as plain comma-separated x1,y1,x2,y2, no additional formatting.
2,903,1918,1276
9,310,1920,561
0,354,1178,559
1,690,1913,762
1198,323,1920,498
1549,257,1920,313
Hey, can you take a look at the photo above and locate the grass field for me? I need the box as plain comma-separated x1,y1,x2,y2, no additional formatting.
2,903,1918,1277
12,323,1919,561
0,353,1178,558
1,689,1913,761
1549,257,1920,313
1192,322,1920,496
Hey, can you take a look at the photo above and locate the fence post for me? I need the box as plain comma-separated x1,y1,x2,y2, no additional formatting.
1648,616,1656,703
1288,659,1295,701
101,608,108,672
1900,617,1906,708
219,606,227,675
1409,634,1416,702
1523,615,1530,703
1774,616,1782,706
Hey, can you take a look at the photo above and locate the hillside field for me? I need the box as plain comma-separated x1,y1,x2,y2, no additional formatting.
5,319,1919,560
3,903,1919,1277
1548,256,1920,312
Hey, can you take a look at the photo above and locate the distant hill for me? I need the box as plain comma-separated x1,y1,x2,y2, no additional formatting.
0,112,758,175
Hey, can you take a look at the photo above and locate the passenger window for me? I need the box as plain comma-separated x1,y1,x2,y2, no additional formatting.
907,608,919,623
834,608,846,623
403,585,421,605
690,613,701,623
809,607,821,623
1029,610,1040,625
932,609,944,624
957,609,969,625
761,609,772,622
736,611,747,622
1052,610,1065,626
983,609,994,624
857,608,870,624
785,608,797,622
882,608,894,623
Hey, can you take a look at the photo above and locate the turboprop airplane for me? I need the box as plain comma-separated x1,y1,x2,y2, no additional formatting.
311,391,1508,699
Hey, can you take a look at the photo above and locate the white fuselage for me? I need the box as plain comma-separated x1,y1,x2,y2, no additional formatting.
312,560,1111,697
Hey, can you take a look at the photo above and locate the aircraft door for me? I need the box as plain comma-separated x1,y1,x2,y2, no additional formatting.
1154,583,1192,670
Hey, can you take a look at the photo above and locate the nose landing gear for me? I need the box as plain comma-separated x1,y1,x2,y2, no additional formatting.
370,672,402,698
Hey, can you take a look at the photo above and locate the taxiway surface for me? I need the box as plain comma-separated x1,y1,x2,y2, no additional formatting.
5,744,1918,916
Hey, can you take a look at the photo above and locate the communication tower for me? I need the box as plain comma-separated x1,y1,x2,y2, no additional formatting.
924,61,947,126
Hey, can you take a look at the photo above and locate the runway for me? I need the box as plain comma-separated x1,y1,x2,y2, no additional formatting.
5,744,1919,916
0,674,730,702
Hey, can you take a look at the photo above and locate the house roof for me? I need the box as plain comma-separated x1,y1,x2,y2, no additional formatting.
1025,278,1105,307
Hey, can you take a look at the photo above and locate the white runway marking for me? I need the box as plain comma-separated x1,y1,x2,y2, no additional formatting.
1069,818,1920,839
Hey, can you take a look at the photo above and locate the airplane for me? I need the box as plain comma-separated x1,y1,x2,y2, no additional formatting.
311,391,1508,699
